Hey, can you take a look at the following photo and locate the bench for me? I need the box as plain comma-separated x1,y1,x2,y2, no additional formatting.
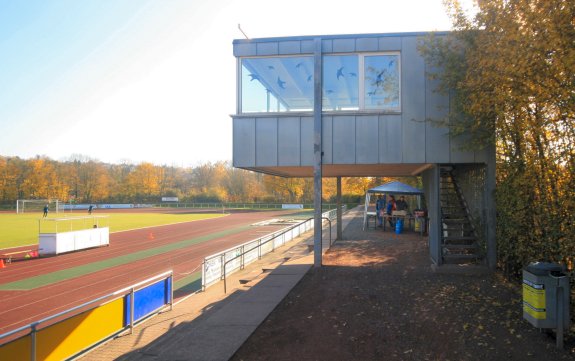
1,249,34,264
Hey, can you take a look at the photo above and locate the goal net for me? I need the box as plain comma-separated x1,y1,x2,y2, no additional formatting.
16,199,60,214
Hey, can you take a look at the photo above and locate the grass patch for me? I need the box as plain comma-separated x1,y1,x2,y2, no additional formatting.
0,211,225,249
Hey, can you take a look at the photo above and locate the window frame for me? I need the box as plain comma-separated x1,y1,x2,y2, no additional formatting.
238,52,401,115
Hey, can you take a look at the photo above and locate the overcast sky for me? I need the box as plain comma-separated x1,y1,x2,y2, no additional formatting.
0,0,476,167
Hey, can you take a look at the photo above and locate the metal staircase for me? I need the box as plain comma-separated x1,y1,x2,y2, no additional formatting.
440,167,481,264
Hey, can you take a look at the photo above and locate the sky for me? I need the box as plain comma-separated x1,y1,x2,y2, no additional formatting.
0,0,477,167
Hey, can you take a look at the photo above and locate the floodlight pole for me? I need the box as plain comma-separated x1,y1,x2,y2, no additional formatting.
313,37,323,268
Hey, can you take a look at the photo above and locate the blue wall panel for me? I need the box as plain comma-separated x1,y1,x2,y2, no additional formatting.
356,115,379,164
278,117,301,166
124,278,171,325
332,38,355,53
233,118,255,167
256,42,278,56
301,117,314,166
255,118,278,166
356,37,379,52
332,116,356,164
279,41,301,55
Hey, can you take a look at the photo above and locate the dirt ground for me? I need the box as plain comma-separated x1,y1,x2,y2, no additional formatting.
231,217,575,361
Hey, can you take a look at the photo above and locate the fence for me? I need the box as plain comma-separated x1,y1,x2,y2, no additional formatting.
202,208,342,293
155,202,345,210
0,271,173,361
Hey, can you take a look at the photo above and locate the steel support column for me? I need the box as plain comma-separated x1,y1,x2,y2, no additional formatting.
313,37,323,268
337,176,342,241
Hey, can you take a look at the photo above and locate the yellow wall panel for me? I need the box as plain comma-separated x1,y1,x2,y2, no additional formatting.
37,297,124,361
0,335,31,361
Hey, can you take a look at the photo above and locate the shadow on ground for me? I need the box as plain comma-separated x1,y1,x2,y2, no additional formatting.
231,216,575,361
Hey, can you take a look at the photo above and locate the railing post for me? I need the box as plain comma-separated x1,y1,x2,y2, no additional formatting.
169,274,174,311
201,261,206,291
31,322,38,361
258,239,262,259
130,288,135,335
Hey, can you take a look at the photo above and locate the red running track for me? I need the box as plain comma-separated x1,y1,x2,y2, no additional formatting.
0,210,297,335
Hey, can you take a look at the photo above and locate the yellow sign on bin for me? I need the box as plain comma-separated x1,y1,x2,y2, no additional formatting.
522,279,546,320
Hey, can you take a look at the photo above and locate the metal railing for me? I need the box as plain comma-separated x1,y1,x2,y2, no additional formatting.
223,216,332,293
0,271,173,361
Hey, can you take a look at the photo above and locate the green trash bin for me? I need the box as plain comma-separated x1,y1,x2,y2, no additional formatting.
522,262,570,348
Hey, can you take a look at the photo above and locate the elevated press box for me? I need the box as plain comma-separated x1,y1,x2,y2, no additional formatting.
38,215,110,256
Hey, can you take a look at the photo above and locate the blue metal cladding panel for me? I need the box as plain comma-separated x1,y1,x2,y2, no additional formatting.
401,36,426,163
378,36,402,51
379,115,403,163
124,279,170,325
233,117,256,167
332,115,356,164
474,145,490,163
332,38,355,53
301,117,314,166
256,118,278,166
278,117,301,166
321,116,333,164
425,63,451,163
356,37,379,52
234,42,257,57
355,115,379,164
450,132,476,162
279,41,301,55
257,42,278,56
301,40,315,53
321,39,333,53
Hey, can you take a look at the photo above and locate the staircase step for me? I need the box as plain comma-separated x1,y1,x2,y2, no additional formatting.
441,242,478,249
443,235,476,240
441,229,476,238
443,253,480,260
442,217,468,221
442,215,468,219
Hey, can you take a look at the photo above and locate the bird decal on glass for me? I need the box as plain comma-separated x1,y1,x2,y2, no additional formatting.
248,74,260,81
277,76,286,89
307,75,313,82
268,65,275,70
336,67,345,80
296,62,303,69
375,69,387,87
349,72,357,77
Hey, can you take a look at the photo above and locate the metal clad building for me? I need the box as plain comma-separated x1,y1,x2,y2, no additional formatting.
232,32,496,268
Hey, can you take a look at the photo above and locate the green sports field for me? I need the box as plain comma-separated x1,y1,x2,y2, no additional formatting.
0,212,225,249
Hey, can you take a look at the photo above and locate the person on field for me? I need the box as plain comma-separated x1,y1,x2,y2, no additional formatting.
43,204,49,218
88,204,94,214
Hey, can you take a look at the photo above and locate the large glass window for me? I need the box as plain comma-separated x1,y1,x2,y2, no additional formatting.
239,53,400,113
241,56,314,113
323,53,400,112
322,55,359,111
363,54,400,111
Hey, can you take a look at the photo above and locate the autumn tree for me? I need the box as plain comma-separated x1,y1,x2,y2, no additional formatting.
420,0,575,275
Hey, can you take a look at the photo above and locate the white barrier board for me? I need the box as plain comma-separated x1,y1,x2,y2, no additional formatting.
39,227,110,256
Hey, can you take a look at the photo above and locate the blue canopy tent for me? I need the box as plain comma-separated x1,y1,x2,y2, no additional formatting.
363,181,424,230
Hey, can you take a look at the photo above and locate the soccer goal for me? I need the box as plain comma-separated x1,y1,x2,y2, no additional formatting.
16,199,60,214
